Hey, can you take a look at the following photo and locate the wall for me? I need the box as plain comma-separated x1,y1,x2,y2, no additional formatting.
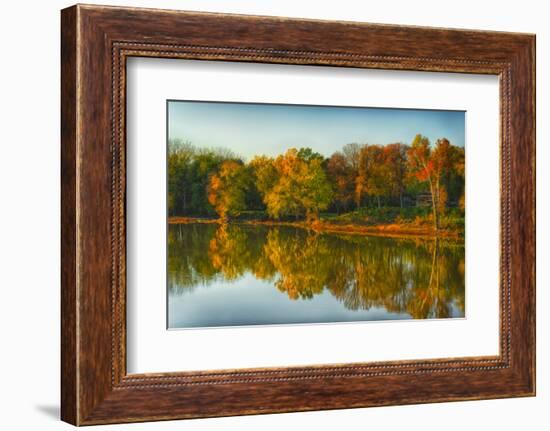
0,0,546,429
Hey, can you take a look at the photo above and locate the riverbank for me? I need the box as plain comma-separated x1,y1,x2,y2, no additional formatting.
168,216,462,240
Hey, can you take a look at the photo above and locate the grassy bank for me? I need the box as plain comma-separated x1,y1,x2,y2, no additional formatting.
168,207,464,240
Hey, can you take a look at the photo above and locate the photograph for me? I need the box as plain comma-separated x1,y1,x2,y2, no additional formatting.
167,100,466,328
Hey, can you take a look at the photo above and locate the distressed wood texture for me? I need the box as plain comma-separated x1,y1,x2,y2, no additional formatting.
61,4,535,425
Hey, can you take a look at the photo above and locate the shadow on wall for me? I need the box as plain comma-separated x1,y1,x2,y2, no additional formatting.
35,405,59,421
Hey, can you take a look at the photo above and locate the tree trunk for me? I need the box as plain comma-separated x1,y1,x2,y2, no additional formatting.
434,180,440,230
428,180,439,231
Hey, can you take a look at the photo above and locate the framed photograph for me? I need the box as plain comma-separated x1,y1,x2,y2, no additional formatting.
61,4,535,425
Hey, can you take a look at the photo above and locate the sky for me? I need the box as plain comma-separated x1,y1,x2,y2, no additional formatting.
168,100,465,160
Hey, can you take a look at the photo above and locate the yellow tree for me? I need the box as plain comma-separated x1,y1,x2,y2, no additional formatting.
266,149,333,221
207,160,249,222
250,155,278,198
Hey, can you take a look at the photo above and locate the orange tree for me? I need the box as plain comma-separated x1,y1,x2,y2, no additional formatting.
407,135,460,230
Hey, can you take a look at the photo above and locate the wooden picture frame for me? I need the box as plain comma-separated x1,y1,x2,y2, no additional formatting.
61,4,535,425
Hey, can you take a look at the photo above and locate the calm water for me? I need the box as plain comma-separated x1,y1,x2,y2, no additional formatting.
168,223,465,328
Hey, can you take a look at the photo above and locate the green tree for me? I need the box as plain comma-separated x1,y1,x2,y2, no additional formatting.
167,139,242,217
167,139,195,216
297,147,324,162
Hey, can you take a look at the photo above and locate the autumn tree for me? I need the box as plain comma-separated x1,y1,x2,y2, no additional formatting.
207,160,249,222
354,145,369,207
168,139,242,217
441,144,465,213
408,135,459,230
455,147,466,212
408,135,438,228
383,143,409,207
355,144,389,208
368,146,392,208
432,138,463,216
254,148,333,221
342,143,361,173
326,152,354,213
250,155,278,197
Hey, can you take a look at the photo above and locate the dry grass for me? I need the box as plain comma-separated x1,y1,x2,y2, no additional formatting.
168,216,220,225
168,216,461,240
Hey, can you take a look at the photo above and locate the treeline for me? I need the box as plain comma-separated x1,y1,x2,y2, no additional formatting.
168,135,465,230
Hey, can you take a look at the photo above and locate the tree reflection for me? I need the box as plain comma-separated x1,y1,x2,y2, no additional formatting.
168,223,465,319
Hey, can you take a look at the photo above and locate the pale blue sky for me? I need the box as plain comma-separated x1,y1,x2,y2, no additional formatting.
168,100,465,160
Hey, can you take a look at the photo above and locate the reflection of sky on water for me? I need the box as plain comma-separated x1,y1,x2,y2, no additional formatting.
169,273,416,328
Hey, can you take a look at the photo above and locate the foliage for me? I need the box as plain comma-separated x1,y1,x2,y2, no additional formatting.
168,137,465,227
167,139,242,217
407,135,465,230
250,156,278,198
265,149,333,221
383,143,409,206
207,160,249,221
326,151,354,213
251,149,333,221
355,144,389,208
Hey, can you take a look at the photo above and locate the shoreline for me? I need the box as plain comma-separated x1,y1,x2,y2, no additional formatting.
168,216,462,240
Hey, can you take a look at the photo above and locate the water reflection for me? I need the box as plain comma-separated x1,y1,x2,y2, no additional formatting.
168,223,465,327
